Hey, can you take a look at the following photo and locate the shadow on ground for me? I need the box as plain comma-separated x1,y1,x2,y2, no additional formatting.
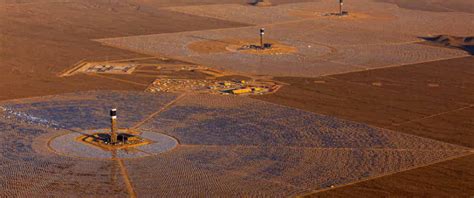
420,35,474,55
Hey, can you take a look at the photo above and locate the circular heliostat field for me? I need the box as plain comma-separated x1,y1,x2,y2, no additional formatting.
0,91,468,197
187,39,299,55
48,129,178,159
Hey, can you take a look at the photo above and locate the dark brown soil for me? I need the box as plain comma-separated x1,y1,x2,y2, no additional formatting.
376,0,474,13
216,75,253,81
307,154,474,197
252,56,474,196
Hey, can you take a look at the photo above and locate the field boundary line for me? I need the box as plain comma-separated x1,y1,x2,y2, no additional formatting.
251,92,472,160
116,158,137,198
320,54,472,77
181,144,471,152
332,39,422,47
130,73,164,78
93,24,252,42
131,93,187,129
58,59,87,77
391,104,474,126
98,56,157,63
296,152,474,197
85,73,149,87
323,75,470,107
0,1,69,7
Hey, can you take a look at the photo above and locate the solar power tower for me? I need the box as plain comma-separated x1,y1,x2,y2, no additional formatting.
110,108,118,144
339,0,344,15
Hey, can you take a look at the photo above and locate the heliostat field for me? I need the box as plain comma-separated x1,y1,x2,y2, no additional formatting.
96,0,473,77
0,91,469,196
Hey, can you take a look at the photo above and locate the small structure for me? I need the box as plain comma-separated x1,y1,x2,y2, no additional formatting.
337,0,349,16
321,0,349,17
250,0,272,6
231,88,252,95
339,0,343,16
84,63,136,74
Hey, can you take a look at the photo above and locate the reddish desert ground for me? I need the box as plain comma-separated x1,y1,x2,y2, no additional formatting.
0,0,473,197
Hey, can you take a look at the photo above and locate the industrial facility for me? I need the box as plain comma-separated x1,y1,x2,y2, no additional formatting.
146,78,281,95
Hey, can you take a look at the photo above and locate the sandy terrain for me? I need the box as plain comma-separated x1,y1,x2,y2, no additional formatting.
376,0,474,13
1,0,473,196
0,0,247,100
310,154,474,197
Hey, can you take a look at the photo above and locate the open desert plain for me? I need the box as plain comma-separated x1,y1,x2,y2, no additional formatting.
0,0,473,197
